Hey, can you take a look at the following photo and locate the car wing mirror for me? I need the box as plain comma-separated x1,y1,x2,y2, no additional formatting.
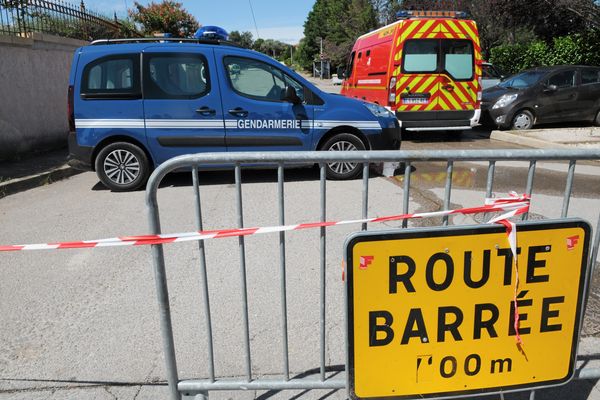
283,86,301,104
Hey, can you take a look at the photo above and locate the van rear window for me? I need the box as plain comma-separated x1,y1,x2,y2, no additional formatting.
402,39,474,80
403,40,438,72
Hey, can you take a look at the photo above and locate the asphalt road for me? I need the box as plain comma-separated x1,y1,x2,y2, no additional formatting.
1,127,600,400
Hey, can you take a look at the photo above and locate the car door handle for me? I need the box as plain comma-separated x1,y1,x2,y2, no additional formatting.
196,106,216,116
229,107,249,117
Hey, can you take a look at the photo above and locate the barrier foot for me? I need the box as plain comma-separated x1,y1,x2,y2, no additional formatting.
182,391,208,400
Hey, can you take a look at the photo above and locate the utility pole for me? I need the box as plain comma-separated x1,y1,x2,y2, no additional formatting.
320,37,323,80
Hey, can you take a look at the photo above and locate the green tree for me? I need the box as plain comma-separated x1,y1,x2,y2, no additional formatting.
229,30,254,48
129,1,199,37
297,0,378,70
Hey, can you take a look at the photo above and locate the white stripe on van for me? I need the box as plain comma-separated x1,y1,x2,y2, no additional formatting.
76,119,382,130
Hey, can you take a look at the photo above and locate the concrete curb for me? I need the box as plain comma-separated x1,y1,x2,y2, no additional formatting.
0,165,82,199
490,130,571,149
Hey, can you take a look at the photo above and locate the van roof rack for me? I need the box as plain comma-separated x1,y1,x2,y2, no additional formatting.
89,37,241,47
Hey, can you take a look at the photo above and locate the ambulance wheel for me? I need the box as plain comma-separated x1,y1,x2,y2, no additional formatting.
320,133,365,180
95,142,150,192
511,110,534,130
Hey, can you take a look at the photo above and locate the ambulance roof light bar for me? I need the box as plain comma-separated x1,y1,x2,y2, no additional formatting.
396,10,468,19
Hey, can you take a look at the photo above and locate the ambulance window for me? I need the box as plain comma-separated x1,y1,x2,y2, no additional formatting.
347,52,356,78
144,53,210,99
81,54,140,99
225,56,290,102
403,40,438,73
443,40,474,80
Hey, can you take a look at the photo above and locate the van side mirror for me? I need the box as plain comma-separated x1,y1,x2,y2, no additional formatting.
337,66,346,79
283,86,301,104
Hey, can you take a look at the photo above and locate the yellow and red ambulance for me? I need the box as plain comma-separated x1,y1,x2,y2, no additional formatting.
341,10,483,133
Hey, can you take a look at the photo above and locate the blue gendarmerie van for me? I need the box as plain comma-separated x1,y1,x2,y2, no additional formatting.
68,32,401,191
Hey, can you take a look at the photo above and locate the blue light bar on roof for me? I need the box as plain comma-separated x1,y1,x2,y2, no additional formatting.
194,26,229,40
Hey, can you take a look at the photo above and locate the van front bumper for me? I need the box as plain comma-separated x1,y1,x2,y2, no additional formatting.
68,132,94,171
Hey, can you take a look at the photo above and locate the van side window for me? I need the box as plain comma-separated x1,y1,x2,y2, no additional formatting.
224,56,302,102
144,53,210,99
347,51,356,78
81,54,140,99
403,39,438,73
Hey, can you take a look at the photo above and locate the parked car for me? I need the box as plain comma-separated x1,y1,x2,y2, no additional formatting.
481,65,600,130
482,62,505,90
68,34,401,191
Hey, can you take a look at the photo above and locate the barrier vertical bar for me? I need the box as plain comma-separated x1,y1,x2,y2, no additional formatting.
402,162,411,228
442,161,454,226
361,163,369,231
235,164,252,381
522,160,536,221
192,167,215,383
561,160,576,218
277,163,290,381
485,160,495,198
319,163,327,381
147,208,181,400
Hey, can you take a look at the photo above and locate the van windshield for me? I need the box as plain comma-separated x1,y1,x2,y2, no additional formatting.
402,39,474,80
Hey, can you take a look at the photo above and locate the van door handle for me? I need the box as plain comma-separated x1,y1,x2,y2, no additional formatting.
229,107,249,117
196,106,216,116
442,84,454,91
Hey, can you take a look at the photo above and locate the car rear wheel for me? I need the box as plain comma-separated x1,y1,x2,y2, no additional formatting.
95,142,150,192
511,110,534,130
320,133,365,180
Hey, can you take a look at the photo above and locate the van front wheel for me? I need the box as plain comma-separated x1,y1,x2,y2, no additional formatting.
95,142,150,191
320,133,365,180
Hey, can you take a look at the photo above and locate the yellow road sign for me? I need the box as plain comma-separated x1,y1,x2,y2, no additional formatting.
345,219,590,399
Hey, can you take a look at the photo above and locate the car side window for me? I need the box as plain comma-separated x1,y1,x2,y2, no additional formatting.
224,56,303,102
144,53,210,99
581,68,600,85
546,70,576,89
81,54,140,99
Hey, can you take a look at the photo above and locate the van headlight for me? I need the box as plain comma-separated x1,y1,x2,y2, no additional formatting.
364,102,394,118
492,93,518,109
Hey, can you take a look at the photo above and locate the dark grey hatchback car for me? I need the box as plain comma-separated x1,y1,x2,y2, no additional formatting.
482,65,600,130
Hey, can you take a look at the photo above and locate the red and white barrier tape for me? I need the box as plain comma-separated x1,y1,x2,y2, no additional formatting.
0,193,530,252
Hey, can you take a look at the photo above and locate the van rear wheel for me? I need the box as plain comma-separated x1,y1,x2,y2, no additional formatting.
95,142,150,192
320,133,365,180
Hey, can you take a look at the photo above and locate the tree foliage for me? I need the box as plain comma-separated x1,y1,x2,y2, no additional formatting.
297,0,378,69
129,1,199,38
229,30,254,49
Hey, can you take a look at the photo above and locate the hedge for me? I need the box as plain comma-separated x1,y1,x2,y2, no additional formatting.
489,30,600,75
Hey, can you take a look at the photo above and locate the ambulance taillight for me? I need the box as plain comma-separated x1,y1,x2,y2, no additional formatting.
388,76,397,106
477,76,483,102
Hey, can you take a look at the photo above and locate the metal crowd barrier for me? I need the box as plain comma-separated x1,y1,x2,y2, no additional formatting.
145,149,600,400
